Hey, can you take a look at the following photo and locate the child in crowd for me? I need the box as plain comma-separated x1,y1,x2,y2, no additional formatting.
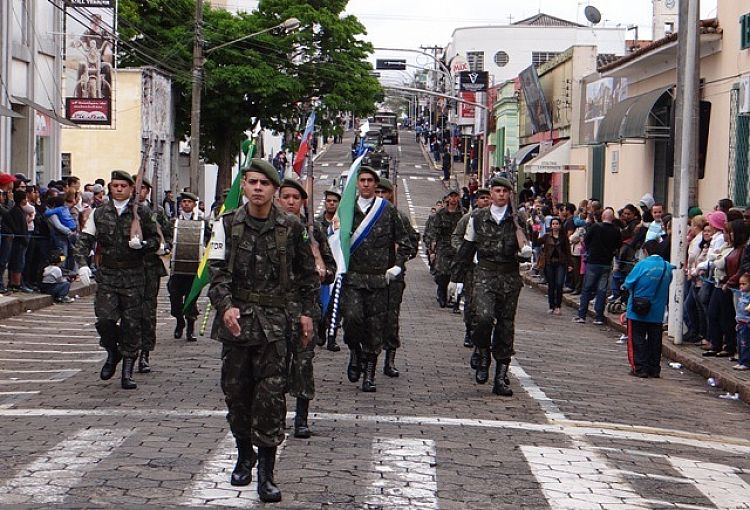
734,273,750,371
40,250,74,304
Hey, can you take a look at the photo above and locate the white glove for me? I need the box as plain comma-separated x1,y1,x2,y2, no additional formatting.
456,283,464,295
385,265,402,283
78,266,92,286
129,236,144,250
519,244,533,259
156,242,166,256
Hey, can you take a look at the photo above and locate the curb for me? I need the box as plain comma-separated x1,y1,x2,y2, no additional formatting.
0,282,97,321
417,139,441,171
522,273,750,405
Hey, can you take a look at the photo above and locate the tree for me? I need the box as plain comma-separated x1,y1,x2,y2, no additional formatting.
118,0,382,192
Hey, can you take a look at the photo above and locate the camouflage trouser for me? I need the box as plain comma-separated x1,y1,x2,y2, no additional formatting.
384,280,406,351
95,281,144,358
341,284,388,356
140,268,162,352
470,268,523,361
287,332,315,401
463,268,474,332
167,274,199,322
221,339,287,448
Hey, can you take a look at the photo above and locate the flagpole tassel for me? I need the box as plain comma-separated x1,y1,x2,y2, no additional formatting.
326,275,343,342
200,302,212,337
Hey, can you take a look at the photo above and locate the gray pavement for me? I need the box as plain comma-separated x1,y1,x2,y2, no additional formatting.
0,133,748,509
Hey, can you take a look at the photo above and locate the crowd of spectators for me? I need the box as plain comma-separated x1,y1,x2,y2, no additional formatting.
524,178,750,372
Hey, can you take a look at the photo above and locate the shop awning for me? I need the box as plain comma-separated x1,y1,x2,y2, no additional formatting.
0,104,23,118
523,140,585,173
596,87,672,143
11,96,78,127
513,143,540,165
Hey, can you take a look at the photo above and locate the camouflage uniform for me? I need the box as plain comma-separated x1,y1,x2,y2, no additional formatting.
208,204,318,448
427,206,463,305
74,200,159,359
342,198,413,391
384,209,419,352
453,205,522,395
452,212,474,346
141,202,171,354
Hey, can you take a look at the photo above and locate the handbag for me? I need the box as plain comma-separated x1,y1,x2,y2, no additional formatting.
632,262,668,315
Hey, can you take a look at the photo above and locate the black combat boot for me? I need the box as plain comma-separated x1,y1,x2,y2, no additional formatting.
475,348,491,384
383,349,400,378
257,446,282,503
121,357,137,390
347,345,362,382
492,361,513,396
362,356,377,392
137,350,151,374
469,347,480,370
326,336,341,352
293,398,311,438
174,317,185,339
463,329,473,348
100,345,122,381
186,319,197,342
230,439,256,486
436,285,448,308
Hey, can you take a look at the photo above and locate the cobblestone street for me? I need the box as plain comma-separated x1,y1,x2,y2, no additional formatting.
0,135,748,509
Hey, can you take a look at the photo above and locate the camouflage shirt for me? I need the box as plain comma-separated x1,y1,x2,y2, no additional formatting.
453,206,519,280
427,206,464,275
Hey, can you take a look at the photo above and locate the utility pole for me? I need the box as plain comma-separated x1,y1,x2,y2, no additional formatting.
189,0,205,197
668,0,700,344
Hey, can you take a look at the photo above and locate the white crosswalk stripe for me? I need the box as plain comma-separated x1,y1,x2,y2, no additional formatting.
0,428,132,505
321,163,329,167
668,456,750,509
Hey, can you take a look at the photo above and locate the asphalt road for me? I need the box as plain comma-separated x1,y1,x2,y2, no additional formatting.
0,133,748,509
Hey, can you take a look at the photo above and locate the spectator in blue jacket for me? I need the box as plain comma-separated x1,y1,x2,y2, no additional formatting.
623,239,674,378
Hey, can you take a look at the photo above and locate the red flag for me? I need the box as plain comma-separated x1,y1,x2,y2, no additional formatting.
292,112,316,175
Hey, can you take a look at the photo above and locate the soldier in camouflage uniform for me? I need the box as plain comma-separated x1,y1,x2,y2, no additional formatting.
427,190,463,307
342,166,413,392
75,170,160,390
135,176,172,374
452,177,529,397
375,178,419,378
315,189,342,352
277,178,336,439
208,160,318,503
451,188,491,367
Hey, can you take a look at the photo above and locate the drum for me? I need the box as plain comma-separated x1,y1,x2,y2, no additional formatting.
171,219,205,275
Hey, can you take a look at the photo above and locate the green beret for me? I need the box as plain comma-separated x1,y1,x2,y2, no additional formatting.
688,206,703,218
358,166,380,183
111,170,134,185
490,176,513,190
279,178,308,200
476,188,490,197
376,177,393,192
132,174,152,189
324,189,341,200
243,158,280,187
180,192,199,202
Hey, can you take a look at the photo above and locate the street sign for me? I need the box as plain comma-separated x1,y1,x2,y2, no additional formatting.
459,71,489,93
376,59,407,71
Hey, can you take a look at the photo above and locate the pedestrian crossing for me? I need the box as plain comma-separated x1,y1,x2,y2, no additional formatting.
0,425,746,509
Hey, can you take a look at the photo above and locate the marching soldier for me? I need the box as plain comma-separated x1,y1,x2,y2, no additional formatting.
451,188,491,367
167,192,207,342
427,190,463,307
342,167,413,392
374,178,419,377
315,189,342,352
75,170,159,390
452,177,530,397
135,176,172,374
208,160,318,502
277,178,336,438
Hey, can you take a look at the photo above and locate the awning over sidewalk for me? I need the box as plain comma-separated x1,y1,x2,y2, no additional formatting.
523,140,585,174
0,104,23,118
596,87,673,143
513,143,539,165
11,96,78,127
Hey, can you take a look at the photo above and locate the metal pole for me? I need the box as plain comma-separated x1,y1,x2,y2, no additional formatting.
669,0,700,345
189,0,204,197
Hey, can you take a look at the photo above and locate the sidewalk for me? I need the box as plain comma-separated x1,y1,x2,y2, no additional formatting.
523,273,750,405
0,281,96,321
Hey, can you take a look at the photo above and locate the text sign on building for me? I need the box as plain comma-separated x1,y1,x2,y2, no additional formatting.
459,71,488,93
375,59,407,71
460,92,476,118
64,3,116,125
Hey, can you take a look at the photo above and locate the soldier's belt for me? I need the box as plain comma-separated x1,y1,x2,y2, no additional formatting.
101,259,143,270
232,288,286,308
476,260,519,274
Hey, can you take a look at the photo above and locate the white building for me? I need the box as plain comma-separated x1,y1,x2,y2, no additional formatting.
0,0,66,183
443,13,628,131
209,0,256,13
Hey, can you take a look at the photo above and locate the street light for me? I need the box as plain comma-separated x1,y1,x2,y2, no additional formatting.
189,17,301,196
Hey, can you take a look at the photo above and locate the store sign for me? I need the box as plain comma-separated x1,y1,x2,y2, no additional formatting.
451,55,470,74
64,3,115,125
460,92,476,118
459,71,488,92
34,111,51,137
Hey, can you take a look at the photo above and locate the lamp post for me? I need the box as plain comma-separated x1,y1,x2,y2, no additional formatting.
188,17,300,197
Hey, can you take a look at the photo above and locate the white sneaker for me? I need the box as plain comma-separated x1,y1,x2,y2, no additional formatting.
733,364,749,371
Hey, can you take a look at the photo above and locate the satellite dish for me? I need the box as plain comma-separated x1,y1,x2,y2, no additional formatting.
584,5,602,25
